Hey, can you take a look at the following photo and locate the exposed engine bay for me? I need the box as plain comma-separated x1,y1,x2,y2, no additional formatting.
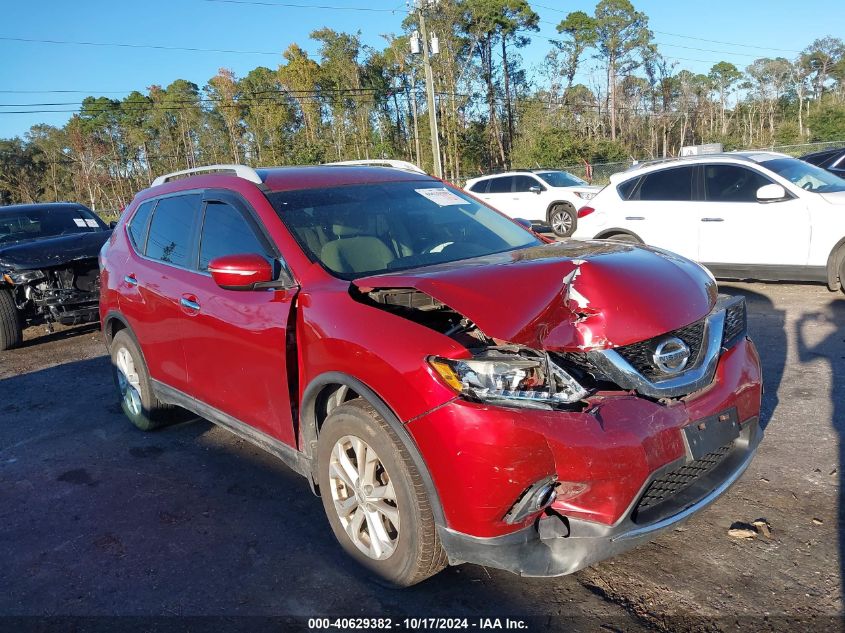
3,259,101,329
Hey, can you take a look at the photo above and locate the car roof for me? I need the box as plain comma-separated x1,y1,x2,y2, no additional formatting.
257,165,434,192
467,168,576,182
612,151,793,182
0,202,91,214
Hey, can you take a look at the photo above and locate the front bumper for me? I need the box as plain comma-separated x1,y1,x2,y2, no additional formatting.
438,416,761,577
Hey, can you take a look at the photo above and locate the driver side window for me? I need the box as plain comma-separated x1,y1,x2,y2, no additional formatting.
704,165,772,203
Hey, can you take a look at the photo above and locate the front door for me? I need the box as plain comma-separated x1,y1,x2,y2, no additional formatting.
697,163,810,266
177,192,299,445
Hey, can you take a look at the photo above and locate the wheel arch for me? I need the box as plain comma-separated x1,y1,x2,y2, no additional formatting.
102,310,132,346
825,236,845,291
299,371,447,526
594,228,644,243
545,199,576,217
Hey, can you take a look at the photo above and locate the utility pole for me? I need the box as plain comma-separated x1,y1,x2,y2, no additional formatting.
412,1,443,179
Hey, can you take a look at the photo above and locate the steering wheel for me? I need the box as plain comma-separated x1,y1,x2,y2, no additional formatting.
421,241,455,254
802,181,814,190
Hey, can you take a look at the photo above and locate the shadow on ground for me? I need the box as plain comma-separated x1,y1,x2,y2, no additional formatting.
0,357,638,627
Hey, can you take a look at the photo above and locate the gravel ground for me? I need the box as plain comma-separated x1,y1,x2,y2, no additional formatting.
0,282,842,632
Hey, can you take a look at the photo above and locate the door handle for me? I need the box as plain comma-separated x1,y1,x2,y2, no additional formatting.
701,217,724,222
124,274,138,287
625,216,645,221
180,296,201,312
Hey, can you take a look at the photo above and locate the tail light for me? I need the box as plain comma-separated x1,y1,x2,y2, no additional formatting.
577,206,596,218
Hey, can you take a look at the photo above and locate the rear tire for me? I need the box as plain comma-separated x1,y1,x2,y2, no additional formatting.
317,398,447,587
0,289,23,351
110,329,182,431
548,204,576,238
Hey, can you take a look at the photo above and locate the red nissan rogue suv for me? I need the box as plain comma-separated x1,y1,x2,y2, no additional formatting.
99,164,763,586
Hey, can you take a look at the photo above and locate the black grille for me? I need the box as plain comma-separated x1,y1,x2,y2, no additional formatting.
636,443,732,513
722,300,746,348
615,320,706,380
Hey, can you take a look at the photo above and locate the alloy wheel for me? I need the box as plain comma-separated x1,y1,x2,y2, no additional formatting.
328,435,400,560
551,208,573,235
115,347,143,417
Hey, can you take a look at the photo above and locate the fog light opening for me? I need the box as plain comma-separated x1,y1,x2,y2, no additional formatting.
504,477,558,525
534,483,557,511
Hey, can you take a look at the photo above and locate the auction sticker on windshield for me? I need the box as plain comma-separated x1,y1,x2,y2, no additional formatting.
415,188,466,206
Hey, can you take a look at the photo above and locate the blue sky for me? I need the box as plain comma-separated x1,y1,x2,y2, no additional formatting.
0,0,842,139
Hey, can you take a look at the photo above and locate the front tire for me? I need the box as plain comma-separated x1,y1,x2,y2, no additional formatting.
317,399,447,587
110,329,181,431
0,289,23,351
548,204,576,238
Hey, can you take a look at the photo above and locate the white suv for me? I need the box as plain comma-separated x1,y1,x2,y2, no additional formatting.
465,169,600,237
572,152,845,292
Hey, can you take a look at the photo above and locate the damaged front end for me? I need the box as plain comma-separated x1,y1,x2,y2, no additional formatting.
2,259,101,328
351,241,762,576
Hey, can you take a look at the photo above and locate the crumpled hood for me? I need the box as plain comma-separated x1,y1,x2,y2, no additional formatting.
0,230,111,271
354,241,718,351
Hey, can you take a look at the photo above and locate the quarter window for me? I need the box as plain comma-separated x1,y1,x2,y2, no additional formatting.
704,165,772,202
127,200,155,252
145,194,201,267
198,201,268,271
636,167,694,201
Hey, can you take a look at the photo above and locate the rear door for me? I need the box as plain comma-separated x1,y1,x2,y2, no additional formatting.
119,193,201,393
176,191,299,444
480,176,517,216
697,163,810,266
618,165,700,259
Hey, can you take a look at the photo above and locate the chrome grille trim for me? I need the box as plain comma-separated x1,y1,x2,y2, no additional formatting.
588,301,730,398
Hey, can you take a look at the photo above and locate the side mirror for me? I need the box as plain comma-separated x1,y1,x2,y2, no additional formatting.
756,183,788,203
514,218,533,230
208,253,274,291
529,185,543,195
109,220,118,229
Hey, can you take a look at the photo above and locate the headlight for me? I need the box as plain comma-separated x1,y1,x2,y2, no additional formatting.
429,351,589,409
574,191,596,200
5,269,46,285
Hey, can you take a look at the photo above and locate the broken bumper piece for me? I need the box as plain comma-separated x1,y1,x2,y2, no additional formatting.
437,417,761,577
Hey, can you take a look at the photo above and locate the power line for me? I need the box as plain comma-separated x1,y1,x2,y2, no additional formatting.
0,35,283,56
202,0,406,12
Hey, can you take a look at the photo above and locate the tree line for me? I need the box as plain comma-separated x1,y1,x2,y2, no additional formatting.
1,0,844,211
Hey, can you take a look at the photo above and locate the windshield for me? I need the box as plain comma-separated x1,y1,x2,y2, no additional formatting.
0,206,105,245
536,171,588,188
759,157,845,193
268,181,541,279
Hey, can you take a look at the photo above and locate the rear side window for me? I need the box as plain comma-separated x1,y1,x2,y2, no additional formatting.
617,177,639,200
145,194,201,267
488,176,513,193
468,180,488,194
703,165,772,202
198,201,268,271
636,167,694,201
127,200,155,252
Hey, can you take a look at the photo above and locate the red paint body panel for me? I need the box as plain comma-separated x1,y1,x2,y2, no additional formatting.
355,241,718,351
175,273,298,442
406,338,762,538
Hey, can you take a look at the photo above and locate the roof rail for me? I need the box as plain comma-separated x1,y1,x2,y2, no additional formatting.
151,164,263,187
325,159,427,175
